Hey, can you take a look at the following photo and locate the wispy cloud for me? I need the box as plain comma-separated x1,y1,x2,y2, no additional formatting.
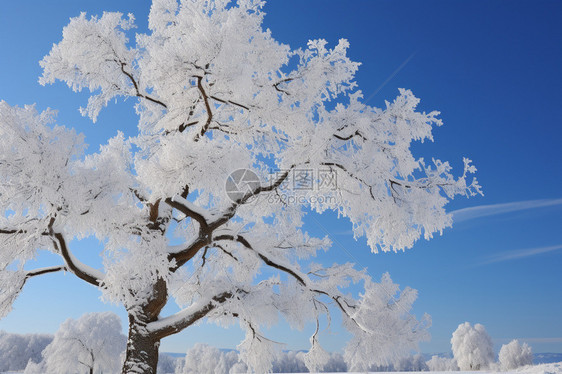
494,337,562,345
450,198,562,223
336,198,562,235
364,50,418,104
522,337,562,344
480,244,562,265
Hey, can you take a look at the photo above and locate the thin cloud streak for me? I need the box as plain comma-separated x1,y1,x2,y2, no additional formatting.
522,337,562,344
338,198,562,235
364,50,418,104
480,244,562,265
495,337,562,344
450,198,562,223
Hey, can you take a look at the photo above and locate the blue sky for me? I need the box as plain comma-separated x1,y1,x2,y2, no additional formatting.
1,0,561,355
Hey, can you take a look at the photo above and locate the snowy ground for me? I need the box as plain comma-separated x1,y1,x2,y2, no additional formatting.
306,363,562,374
2,362,562,374
288,363,562,374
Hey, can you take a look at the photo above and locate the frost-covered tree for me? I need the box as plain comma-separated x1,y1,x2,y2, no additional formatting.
499,339,533,370
272,351,308,374
0,0,481,372
176,346,347,373
425,355,459,371
23,360,47,374
392,353,429,372
158,353,179,374
40,312,126,374
0,331,52,372
177,344,239,374
451,322,495,370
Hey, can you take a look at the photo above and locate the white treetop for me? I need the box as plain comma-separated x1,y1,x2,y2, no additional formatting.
451,322,495,371
41,312,126,374
0,0,481,372
499,339,533,370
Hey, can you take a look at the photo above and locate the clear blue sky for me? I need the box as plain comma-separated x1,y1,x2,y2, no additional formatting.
0,0,561,355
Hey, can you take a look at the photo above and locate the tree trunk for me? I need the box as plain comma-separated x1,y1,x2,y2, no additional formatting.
122,315,161,374
121,278,168,374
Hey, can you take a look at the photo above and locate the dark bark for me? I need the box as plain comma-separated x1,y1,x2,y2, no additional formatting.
121,278,168,374
122,318,161,374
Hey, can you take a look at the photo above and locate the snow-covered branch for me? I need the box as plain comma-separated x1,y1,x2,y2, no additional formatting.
164,195,212,230
118,61,168,109
0,266,67,320
25,265,67,279
214,234,360,325
194,76,214,141
1,1,482,372
213,233,307,286
53,233,104,286
147,290,235,339
167,168,295,270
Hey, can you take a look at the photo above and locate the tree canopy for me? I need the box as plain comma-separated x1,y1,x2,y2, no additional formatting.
0,0,481,372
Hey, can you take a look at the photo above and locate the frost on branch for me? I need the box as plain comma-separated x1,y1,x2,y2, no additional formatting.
2,0,483,372
0,270,26,319
39,12,137,122
0,102,84,228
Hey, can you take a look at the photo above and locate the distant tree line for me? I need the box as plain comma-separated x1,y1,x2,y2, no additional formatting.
1,315,535,373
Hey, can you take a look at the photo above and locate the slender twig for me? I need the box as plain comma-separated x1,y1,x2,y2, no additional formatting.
119,61,167,109
210,95,250,111
194,76,213,141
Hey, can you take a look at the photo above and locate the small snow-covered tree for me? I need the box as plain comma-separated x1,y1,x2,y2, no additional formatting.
177,347,348,373
0,331,52,372
425,355,459,371
40,312,126,374
0,0,481,372
178,344,239,374
499,339,533,370
393,353,429,372
24,360,47,374
451,322,495,370
272,351,308,373
158,353,179,374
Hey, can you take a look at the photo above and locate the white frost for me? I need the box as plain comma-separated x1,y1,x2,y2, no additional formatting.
0,0,483,372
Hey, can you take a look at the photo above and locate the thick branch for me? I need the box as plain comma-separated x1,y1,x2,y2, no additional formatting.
147,291,234,340
15,265,67,294
0,229,22,235
25,265,66,279
0,228,49,236
213,234,366,331
164,196,210,231
213,234,306,287
197,168,292,240
54,233,103,286
168,168,293,270
1,225,101,286
168,236,210,270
